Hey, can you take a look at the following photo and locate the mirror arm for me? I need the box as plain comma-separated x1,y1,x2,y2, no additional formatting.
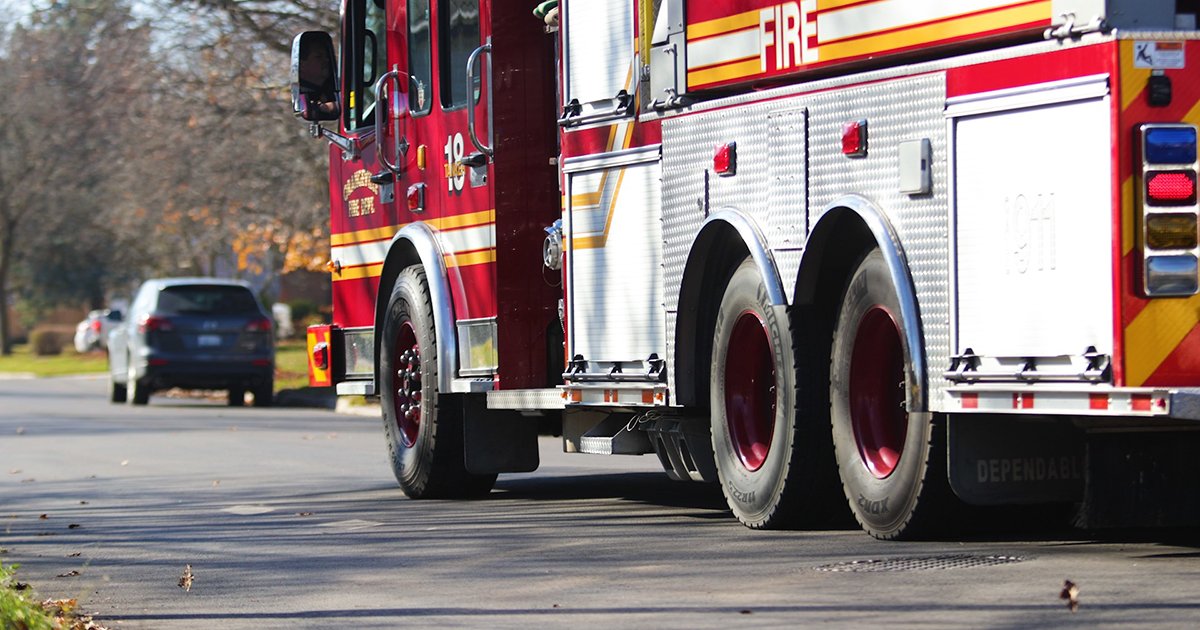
310,122,360,161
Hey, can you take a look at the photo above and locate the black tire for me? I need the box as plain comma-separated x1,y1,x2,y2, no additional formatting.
128,359,149,406
380,266,496,499
710,259,808,529
253,379,274,408
228,387,246,407
109,375,127,403
830,249,945,540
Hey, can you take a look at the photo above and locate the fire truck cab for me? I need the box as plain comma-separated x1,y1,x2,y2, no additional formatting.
294,0,1200,538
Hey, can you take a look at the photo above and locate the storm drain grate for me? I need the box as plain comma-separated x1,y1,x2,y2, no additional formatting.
813,554,1024,573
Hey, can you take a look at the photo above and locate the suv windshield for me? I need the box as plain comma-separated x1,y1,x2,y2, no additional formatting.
157,286,259,315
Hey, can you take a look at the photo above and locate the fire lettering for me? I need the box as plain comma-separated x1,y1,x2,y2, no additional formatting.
759,1,816,73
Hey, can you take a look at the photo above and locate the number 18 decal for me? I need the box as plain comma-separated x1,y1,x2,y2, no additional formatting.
443,133,466,194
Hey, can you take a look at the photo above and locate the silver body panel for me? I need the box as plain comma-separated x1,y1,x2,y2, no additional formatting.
661,73,950,404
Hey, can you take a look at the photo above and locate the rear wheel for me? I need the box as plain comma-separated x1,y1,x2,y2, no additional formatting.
228,387,246,407
830,250,943,540
380,266,495,498
253,378,274,408
710,259,807,529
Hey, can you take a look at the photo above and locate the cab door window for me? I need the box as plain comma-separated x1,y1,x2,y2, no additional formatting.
343,0,388,130
408,0,433,114
438,0,480,109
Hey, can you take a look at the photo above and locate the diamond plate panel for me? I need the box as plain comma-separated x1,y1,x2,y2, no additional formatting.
768,107,809,249
662,73,952,406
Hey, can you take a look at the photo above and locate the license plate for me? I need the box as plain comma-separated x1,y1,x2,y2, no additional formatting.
197,334,222,347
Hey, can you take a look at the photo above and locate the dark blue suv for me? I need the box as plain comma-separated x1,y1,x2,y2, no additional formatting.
108,278,275,406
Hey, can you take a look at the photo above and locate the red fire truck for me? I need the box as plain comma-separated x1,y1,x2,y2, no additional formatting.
292,0,1200,539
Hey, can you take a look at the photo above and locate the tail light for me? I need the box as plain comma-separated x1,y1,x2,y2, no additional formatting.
1139,124,1200,296
311,341,330,370
245,317,273,333
139,315,174,333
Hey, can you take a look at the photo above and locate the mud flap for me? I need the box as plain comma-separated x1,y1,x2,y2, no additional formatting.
462,394,540,474
1076,432,1200,529
947,415,1084,506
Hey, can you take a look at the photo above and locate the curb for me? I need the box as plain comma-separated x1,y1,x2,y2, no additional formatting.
335,397,382,417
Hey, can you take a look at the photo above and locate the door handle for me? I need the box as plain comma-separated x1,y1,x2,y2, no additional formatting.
374,68,407,174
466,43,493,159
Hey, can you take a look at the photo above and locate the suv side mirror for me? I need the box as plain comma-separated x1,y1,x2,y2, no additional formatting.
291,31,340,122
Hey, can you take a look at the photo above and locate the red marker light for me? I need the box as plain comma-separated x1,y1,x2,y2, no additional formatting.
407,183,426,212
842,119,868,157
713,142,737,176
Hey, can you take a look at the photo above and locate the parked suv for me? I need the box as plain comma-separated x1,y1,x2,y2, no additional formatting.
73,309,123,353
108,278,274,406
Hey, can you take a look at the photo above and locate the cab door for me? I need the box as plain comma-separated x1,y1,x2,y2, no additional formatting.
330,0,393,330
382,0,500,378
381,0,561,388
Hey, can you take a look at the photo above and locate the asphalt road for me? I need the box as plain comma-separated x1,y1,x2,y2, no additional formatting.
3,375,1200,629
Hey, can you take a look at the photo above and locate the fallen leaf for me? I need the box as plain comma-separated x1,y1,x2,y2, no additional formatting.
68,524,81,529
296,512,313,517
8,469,20,474
40,514,49,519
120,460,129,467
179,564,194,591
228,426,239,431
16,427,25,435
1060,579,1080,612
327,433,338,439
740,610,753,615
79,501,89,505
56,570,80,578
41,598,77,614
212,480,221,487
67,552,82,557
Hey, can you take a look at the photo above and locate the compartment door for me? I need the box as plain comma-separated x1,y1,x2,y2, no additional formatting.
951,79,1115,377
565,152,665,371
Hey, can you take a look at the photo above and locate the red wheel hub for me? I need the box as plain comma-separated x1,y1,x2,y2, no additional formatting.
392,321,421,447
849,306,907,479
724,310,776,472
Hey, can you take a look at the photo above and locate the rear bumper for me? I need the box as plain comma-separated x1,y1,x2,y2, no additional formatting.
139,357,273,391
946,385,1200,422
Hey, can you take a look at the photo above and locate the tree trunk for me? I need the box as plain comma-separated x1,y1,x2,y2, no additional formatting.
0,218,14,356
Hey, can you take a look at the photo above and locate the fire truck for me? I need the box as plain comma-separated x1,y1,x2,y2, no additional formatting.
292,0,1200,539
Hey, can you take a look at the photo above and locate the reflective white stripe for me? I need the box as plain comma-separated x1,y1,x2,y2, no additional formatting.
818,0,1022,42
331,239,390,268
439,224,495,254
332,224,495,268
688,29,759,70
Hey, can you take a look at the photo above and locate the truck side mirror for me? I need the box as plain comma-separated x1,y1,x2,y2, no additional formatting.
291,31,340,122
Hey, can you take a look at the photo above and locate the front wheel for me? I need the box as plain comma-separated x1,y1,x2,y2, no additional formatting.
109,375,127,403
127,358,149,406
380,266,496,499
830,250,944,540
